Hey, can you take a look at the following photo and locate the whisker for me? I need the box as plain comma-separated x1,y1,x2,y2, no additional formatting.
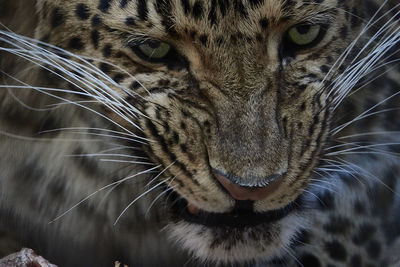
65,153,148,160
49,165,161,224
334,157,400,197
145,161,176,188
145,186,176,219
0,30,152,136
99,159,156,165
39,126,151,143
113,178,170,225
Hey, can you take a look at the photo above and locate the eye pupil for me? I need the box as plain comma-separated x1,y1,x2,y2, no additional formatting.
296,25,311,34
147,41,160,49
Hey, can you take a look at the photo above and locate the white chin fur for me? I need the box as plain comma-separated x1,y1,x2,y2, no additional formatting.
165,212,309,264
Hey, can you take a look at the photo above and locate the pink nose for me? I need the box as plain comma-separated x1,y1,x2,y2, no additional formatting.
214,172,283,201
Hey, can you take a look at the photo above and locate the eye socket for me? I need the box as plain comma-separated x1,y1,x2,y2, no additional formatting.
137,41,171,59
287,24,321,46
128,39,188,70
280,23,327,60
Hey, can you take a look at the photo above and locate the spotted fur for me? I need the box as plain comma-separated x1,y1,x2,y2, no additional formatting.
0,0,399,266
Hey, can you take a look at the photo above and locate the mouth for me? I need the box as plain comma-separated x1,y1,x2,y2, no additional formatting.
168,191,302,228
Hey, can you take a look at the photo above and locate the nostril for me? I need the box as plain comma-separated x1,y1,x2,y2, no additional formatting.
213,170,284,201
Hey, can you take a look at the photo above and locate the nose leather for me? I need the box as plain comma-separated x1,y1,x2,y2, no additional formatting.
214,172,283,201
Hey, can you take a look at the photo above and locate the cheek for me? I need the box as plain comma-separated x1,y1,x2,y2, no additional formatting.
138,94,234,212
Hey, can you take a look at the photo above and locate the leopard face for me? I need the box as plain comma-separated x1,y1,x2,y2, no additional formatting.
34,0,365,264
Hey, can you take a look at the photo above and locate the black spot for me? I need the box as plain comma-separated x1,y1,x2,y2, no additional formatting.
189,30,197,40
154,0,177,36
130,81,141,90
38,116,62,135
155,108,162,120
297,122,303,129
366,240,381,259
91,30,100,49
298,84,307,91
137,0,148,20
230,34,237,43
320,65,329,73
180,143,188,153
234,0,247,17
68,37,85,50
125,16,136,26
172,131,180,144
208,0,218,26
113,73,125,84
199,34,208,46
352,223,376,245
158,79,170,87
14,160,45,187
315,191,335,210
313,115,319,124
92,14,102,26
353,200,366,215
192,1,203,19
340,26,348,38
292,229,310,246
340,172,360,188
120,0,131,8
248,0,264,7
181,0,191,15
298,254,321,267
103,45,112,57
51,8,65,28
100,63,111,73
48,180,65,198
75,3,90,20
259,17,269,29
98,0,112,13
350,254,362,267
323,215,352,235
300,102,306,111
72,147,101,177
324,240,347,261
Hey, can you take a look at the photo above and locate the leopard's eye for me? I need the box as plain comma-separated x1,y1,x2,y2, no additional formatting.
137,41,171,59
128,38,188,69
287,24,321,46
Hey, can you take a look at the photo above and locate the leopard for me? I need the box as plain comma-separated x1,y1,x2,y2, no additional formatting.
0,0,399,266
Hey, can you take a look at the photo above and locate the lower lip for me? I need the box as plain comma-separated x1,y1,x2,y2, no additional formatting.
169,191,302,228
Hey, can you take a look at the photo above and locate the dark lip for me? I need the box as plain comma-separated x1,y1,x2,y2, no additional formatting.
168,191,303,228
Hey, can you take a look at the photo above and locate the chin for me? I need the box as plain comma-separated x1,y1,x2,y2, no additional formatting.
164,192,310,265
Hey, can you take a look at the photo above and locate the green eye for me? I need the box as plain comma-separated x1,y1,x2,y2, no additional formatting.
287,24,321,46
138,41,171,59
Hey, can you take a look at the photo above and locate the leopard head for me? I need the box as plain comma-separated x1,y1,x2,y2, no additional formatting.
34,0,364,264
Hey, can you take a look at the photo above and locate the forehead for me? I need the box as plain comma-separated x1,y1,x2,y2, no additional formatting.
88,0,342,39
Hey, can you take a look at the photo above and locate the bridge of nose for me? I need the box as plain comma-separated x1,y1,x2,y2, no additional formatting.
209,93,288,181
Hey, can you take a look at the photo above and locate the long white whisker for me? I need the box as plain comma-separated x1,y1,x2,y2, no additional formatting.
0,31,153,135
49,165,161,223
39,126,151,143
145,161,176,188
113,178,169,225
145,186,176,219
